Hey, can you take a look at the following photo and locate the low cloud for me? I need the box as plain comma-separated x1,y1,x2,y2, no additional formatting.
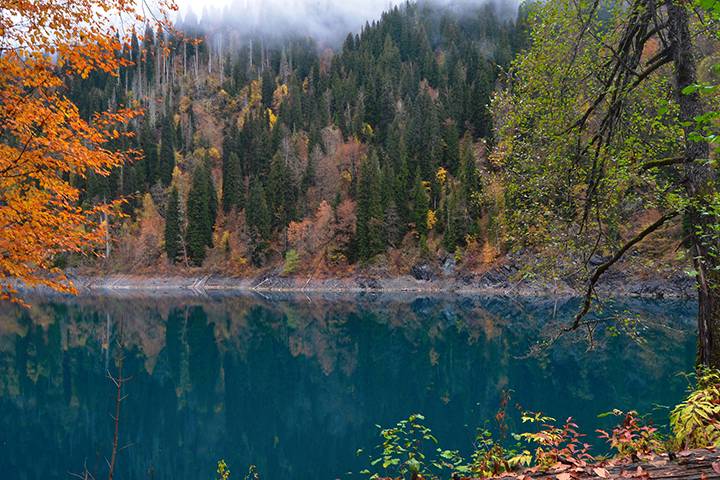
177,0,519,43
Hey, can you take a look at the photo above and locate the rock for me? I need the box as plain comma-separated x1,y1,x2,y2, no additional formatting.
478,268,509,287
588,253,610,267
356,277,382,290
441,257,456,276
411,263,435,281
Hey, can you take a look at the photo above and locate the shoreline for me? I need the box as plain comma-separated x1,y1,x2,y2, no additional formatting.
20,270,696,299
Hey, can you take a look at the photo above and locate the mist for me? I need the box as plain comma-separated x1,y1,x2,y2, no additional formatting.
177,0,520,44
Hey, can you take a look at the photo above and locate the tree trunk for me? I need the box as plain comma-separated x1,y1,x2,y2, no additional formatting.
667,0,720,368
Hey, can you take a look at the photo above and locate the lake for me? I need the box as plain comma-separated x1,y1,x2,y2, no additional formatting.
0,293,696,479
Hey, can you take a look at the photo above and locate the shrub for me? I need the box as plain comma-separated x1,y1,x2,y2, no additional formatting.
596,410,664,457
670,368,720,449
283,249,300,275
518,412,594,468
358,413,465,480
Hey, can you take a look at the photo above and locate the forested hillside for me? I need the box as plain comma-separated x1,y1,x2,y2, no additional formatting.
68,1,529,277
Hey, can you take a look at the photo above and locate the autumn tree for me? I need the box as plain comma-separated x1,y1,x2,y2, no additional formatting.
0,0,175,298
493,0,720,366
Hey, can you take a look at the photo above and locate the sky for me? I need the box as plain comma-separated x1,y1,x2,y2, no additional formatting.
174,0,516,42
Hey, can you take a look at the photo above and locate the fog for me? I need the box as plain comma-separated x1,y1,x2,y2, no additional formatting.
177,0,519,43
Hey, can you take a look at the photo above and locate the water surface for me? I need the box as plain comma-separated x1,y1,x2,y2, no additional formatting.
0,294,696,479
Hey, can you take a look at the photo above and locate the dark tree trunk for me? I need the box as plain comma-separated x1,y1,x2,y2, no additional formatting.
667,0,720,368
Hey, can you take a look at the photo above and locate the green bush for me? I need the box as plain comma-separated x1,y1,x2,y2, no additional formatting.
670,368,720,449
283,249,300,275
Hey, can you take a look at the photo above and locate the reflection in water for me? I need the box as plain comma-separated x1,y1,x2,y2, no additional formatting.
0,294,696,479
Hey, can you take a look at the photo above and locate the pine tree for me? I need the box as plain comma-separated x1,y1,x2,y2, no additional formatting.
442,120,460,174
458,134,482,235
139,118,158,186
356,151,384,261
185,161,217,265
159,115,176,186
261,68,275,109
411,169,429,236
222,152,243,213
267,151,297,230
246,178,271,266
443,186,463,252
164,186,182,263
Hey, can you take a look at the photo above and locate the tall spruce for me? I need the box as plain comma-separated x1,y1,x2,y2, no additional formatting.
222,152,243,213
246,178,271,265
356,150,384,261
139,118,158,186
267,151,297,230
164,186,182,263
185,160,217,265
159,115,176,186
411,170,430,236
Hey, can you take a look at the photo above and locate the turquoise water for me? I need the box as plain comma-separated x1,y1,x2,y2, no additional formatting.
0,294,696,479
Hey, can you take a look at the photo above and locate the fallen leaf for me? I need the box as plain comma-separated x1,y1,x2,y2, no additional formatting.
556,472,572,480
636,466,649,478
593,467,610,478
712,462,720,475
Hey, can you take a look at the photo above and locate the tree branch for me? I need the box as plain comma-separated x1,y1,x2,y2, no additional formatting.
566,210,679,331
639,155,689,171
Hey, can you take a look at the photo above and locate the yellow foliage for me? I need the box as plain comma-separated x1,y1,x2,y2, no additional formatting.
436,166,448,185
237,79,262,129
426,210,437,231
272,83,289,110
216,460,230,480
268,109,278,129
171,166,183,184
179,95,192,113
341,170,353,183
361,122,374,140
208,147,221,160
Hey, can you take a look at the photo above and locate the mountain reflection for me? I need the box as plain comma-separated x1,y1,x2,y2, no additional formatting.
0,294,696,480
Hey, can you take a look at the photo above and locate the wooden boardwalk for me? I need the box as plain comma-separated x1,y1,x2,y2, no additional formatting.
490,449,720,480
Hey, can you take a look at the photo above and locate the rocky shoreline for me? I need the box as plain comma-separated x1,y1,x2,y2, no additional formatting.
37,259,696,298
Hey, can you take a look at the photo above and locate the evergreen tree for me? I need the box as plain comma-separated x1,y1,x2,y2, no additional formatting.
139,118,158,185
411,169,429,235
441,120,460,174
443,186,463,252
267,151,297,230
356,151,384,261
261,68,275,109
164,186,182,263
159,115,176,186
246,178,271,265
222,152,243,213
185,161,217,265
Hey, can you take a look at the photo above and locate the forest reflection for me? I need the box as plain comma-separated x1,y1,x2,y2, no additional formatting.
0,294,696,480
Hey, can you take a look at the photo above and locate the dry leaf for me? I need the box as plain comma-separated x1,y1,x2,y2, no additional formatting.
593,467,610,478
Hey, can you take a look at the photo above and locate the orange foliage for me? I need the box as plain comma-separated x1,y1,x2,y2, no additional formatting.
0,0,175,298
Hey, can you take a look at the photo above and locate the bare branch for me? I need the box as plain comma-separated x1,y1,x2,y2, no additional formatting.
566,210,679,331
